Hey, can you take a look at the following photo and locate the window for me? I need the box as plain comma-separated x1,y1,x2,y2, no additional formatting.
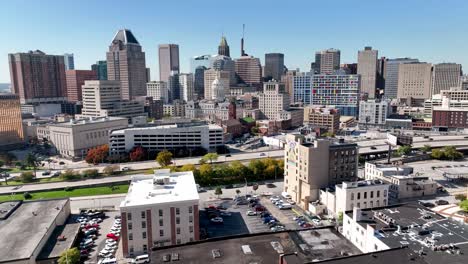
128,222,133,230
141,211,146,219
176,217,180,225
160,230,164,237
357,192,361,199
129,233,133,240
189,226,193,233
377,190,380,198
188,206,193,214
159,219,163,226
176,227,180,234
129,246,134,254
370,191,374,198
142,232,147,239
189,215,193,223
384,199,387,205
143,244,148,252
364,192,367,199
159,209,163,217
177,239,181,244
127,213,132,221
176,208,180,215
384,190,387,197
351,193,354,200
142,221,146,228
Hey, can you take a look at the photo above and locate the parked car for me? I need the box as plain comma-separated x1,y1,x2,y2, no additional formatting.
278,203,292,210
259,153,266,156
132,254,150,264
370,146,377,150
246,210,257,216
210,217,224,223
266,183,276,188
435,199,449,205
106,233,119,240
419,201,435,208
225,154,232,157
42,170,51,176
59,161,65,165
220,211,232,216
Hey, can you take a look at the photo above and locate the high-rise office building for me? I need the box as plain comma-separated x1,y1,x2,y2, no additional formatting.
147,81,169,103
158,44,180,82
178,73,195,102
146,68,151,83
218,36,230,57
461,75,468,90
211,55,236,85
432,63,462,95
292,73,312,105
80,80,145,120
357,47,378,98
281,69,299,103
397,63,433,103
383,58,419,99
9,50,67,104
65,70,98,102
168,73,181,102
106,29,147,100
258,81,290,120
314,49,341,74
190,55,212,73
283,134,358,208
311,74,361,116
204,69,230,100
63,53,75,70
264,53,284,81
194,66,206,100
235,56,262,85
91,60,108,80
0,94,24,149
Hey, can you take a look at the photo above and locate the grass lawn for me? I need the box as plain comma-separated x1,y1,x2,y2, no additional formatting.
0,184,129,202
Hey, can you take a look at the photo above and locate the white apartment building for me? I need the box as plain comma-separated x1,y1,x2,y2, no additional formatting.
120,169,200,256
147,81,169,103
364,162,437,200
358,100,390,126
318,180,390,216
258,81,290,120
109,122,224,155
47,116,128,159
80,80,145,121
178,73,194,102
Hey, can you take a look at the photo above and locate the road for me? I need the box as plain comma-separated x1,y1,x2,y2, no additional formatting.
1,135,467,194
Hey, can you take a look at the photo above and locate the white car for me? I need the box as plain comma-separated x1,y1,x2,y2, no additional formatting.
246,210,257,216
121,166,130,171
105,245,117,251
210,217,224,223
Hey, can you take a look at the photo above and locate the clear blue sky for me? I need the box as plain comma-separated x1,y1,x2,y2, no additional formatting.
1,0,467,83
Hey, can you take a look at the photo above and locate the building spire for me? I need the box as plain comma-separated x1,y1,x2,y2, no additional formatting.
218,35,230,57
241,24,246,56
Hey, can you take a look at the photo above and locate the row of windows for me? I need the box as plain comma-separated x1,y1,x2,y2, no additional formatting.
350,190,387,200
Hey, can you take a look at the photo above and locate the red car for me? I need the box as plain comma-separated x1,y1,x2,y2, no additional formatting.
84,223,99,229
80,249,88,255
106,233,119,240
254,205,266,212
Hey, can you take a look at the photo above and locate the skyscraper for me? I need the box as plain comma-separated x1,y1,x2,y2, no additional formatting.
178,73,195,102
234,56,262,85
211,55,236,85
91,60,108,80
194,66,206,100
357,47,378,98
314,49,341,74
258,81,290,120
264,53,284,81
383,58,419,99
281,69,299,103
65,70,97,102
204,69,230,99
106,29,147,100
190,55,212,73
397,62,433,103
63,53,75,70
158,44,180,82
218,36,230,57
8,50,67,104
292,73,312,105
432,63,462,95
0,94,24,149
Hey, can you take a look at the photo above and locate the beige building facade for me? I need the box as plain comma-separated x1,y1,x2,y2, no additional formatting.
397,63,433,103
0,94,24,149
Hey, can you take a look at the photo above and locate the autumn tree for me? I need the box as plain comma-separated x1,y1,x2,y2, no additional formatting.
129,146,146,162
85,145,109,164
156,150,173,167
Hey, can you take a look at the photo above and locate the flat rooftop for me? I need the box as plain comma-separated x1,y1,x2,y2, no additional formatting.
50,116,126,127
121,169,199,208
111,123,221,134
151,228,360,264
37,222,80,260
0,199,69,263
347,203,468,264
316,247,429,264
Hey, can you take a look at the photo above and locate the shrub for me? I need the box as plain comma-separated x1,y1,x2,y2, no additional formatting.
64,187,73,192
61,169,80,181
103,165,120,176
81,169,99,178
20,171,35,183
23,192,32,199
455,194,467,201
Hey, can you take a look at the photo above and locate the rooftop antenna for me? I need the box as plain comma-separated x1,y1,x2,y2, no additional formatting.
241,24,246,56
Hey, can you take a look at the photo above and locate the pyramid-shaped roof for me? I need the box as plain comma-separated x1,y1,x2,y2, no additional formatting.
111,29,139,45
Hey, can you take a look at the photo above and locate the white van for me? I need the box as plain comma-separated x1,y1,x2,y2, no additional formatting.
281,192,291,199
100,258,117,264
134,254,150,264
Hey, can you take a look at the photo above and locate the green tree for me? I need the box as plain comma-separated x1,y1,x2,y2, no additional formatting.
199,164,213,185
251,126,259,135
23,192,32,199
236,189,241,196
214,187,223,198
249,159,266,180
455,194,466,201
20,171,35,183
25,153,39,177
396,145,412,156
81,169,99,178
0,152,15,166
443,146,463,160
460,199,468,213
230,160,250,177
431,148,445,159
58,248,80,264
420,144,432,153
180,164,197,172
156,150,173,167
337,212,344,224
321,132,335,137
203,153,219,164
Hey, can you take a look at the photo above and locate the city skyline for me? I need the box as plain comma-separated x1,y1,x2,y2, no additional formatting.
1,0,467,83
